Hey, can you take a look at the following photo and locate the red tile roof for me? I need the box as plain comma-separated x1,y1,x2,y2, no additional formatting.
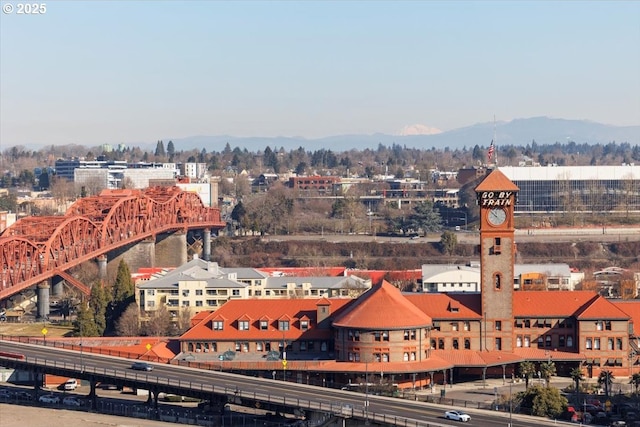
611,300,640,335
406,293,482,319
309,357,453,373
431,350,523,367
513,348,585,362
474,169,520,192
180,298,354,341
332,281,432,329
513,291,598,317
513,291,630,320
576,296,631,320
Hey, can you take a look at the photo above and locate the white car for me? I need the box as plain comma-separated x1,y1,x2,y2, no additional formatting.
62,396,82,406
38,394,60,404
63,379,78,390
444,410,471,422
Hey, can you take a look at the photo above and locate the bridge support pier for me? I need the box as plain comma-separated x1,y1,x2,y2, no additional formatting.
203,228,211,261
89,380,98,410
156,231,187,267
96,255,107,280
51,276,64,297
36,281,50,320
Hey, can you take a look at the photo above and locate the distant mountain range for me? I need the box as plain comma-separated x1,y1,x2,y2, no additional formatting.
154,116,640,152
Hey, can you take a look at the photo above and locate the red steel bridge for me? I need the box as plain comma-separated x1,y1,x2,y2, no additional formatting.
0,186,226,301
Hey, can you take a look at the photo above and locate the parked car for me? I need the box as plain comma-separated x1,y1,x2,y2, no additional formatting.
38,394,60,404
62,396,82,406
0,389,12,399
14,390,32,400
63,378,78,390
444,410,471,422
131,361,153,371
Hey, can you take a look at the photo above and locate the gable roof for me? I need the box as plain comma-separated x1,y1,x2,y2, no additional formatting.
611,300,640,336
405,293,482,319
180,298,353,341
575,296,632,321
475,169,520,192
331,281,431,329
513,290,627,318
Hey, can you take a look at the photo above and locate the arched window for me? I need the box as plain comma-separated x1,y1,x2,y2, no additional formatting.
494,274,502,290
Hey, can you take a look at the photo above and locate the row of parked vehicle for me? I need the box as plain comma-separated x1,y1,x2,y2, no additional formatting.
0,387,83,407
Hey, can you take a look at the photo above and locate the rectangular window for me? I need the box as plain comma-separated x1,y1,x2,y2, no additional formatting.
195,300,203,307
451,323,459,331
617,338,623,350
495,338,502,351
537,336,544,347
594,338,600,350
232,289,240,296
382,331,389,341
438,339,444,349
239,321,249,331
524,336,531,347
212,321,223,330
195,289,203,296
260,320,268,330
516,336,522,347
559,335,565,347
545,335,552,348
433,321,441,331
279,320,290,331
596,321,603,331
495,321,502,331
464,321,470,331
605,321,612,331
300,320,309,331
586,338,592,349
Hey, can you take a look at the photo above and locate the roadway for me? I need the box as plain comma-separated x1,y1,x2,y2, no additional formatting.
262,226,640,245
0,339,577,427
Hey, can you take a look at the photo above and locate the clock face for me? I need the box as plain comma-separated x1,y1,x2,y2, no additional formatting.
488,208,507,226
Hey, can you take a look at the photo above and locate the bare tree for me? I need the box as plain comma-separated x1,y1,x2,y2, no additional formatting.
144,305,172,337
176,306,193,334
115,303,140,336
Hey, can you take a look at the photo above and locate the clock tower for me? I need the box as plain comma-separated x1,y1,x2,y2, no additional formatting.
474,169,519,352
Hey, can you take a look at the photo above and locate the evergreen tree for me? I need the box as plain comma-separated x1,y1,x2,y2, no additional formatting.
89,281,108,335
166,140,175,159
439,230,458,255
107,260,135,333
155,140,165,157
74,302,100,337
518,385,567,418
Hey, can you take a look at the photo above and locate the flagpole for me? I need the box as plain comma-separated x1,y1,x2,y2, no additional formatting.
493,115,498,167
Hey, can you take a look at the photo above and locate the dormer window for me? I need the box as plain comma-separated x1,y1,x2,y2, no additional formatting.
212,320,223,330
279,320,290,331
260,320,268,330
300,320,309,331
239,320,249,331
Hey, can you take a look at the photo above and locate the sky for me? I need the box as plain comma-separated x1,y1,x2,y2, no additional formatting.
1,0,639,148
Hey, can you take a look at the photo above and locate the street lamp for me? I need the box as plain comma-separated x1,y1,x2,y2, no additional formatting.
508,374,513,427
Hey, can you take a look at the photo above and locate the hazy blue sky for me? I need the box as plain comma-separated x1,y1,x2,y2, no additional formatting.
1,0,639,147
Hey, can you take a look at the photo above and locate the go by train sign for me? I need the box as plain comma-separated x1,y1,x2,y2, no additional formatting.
478,191,515,207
